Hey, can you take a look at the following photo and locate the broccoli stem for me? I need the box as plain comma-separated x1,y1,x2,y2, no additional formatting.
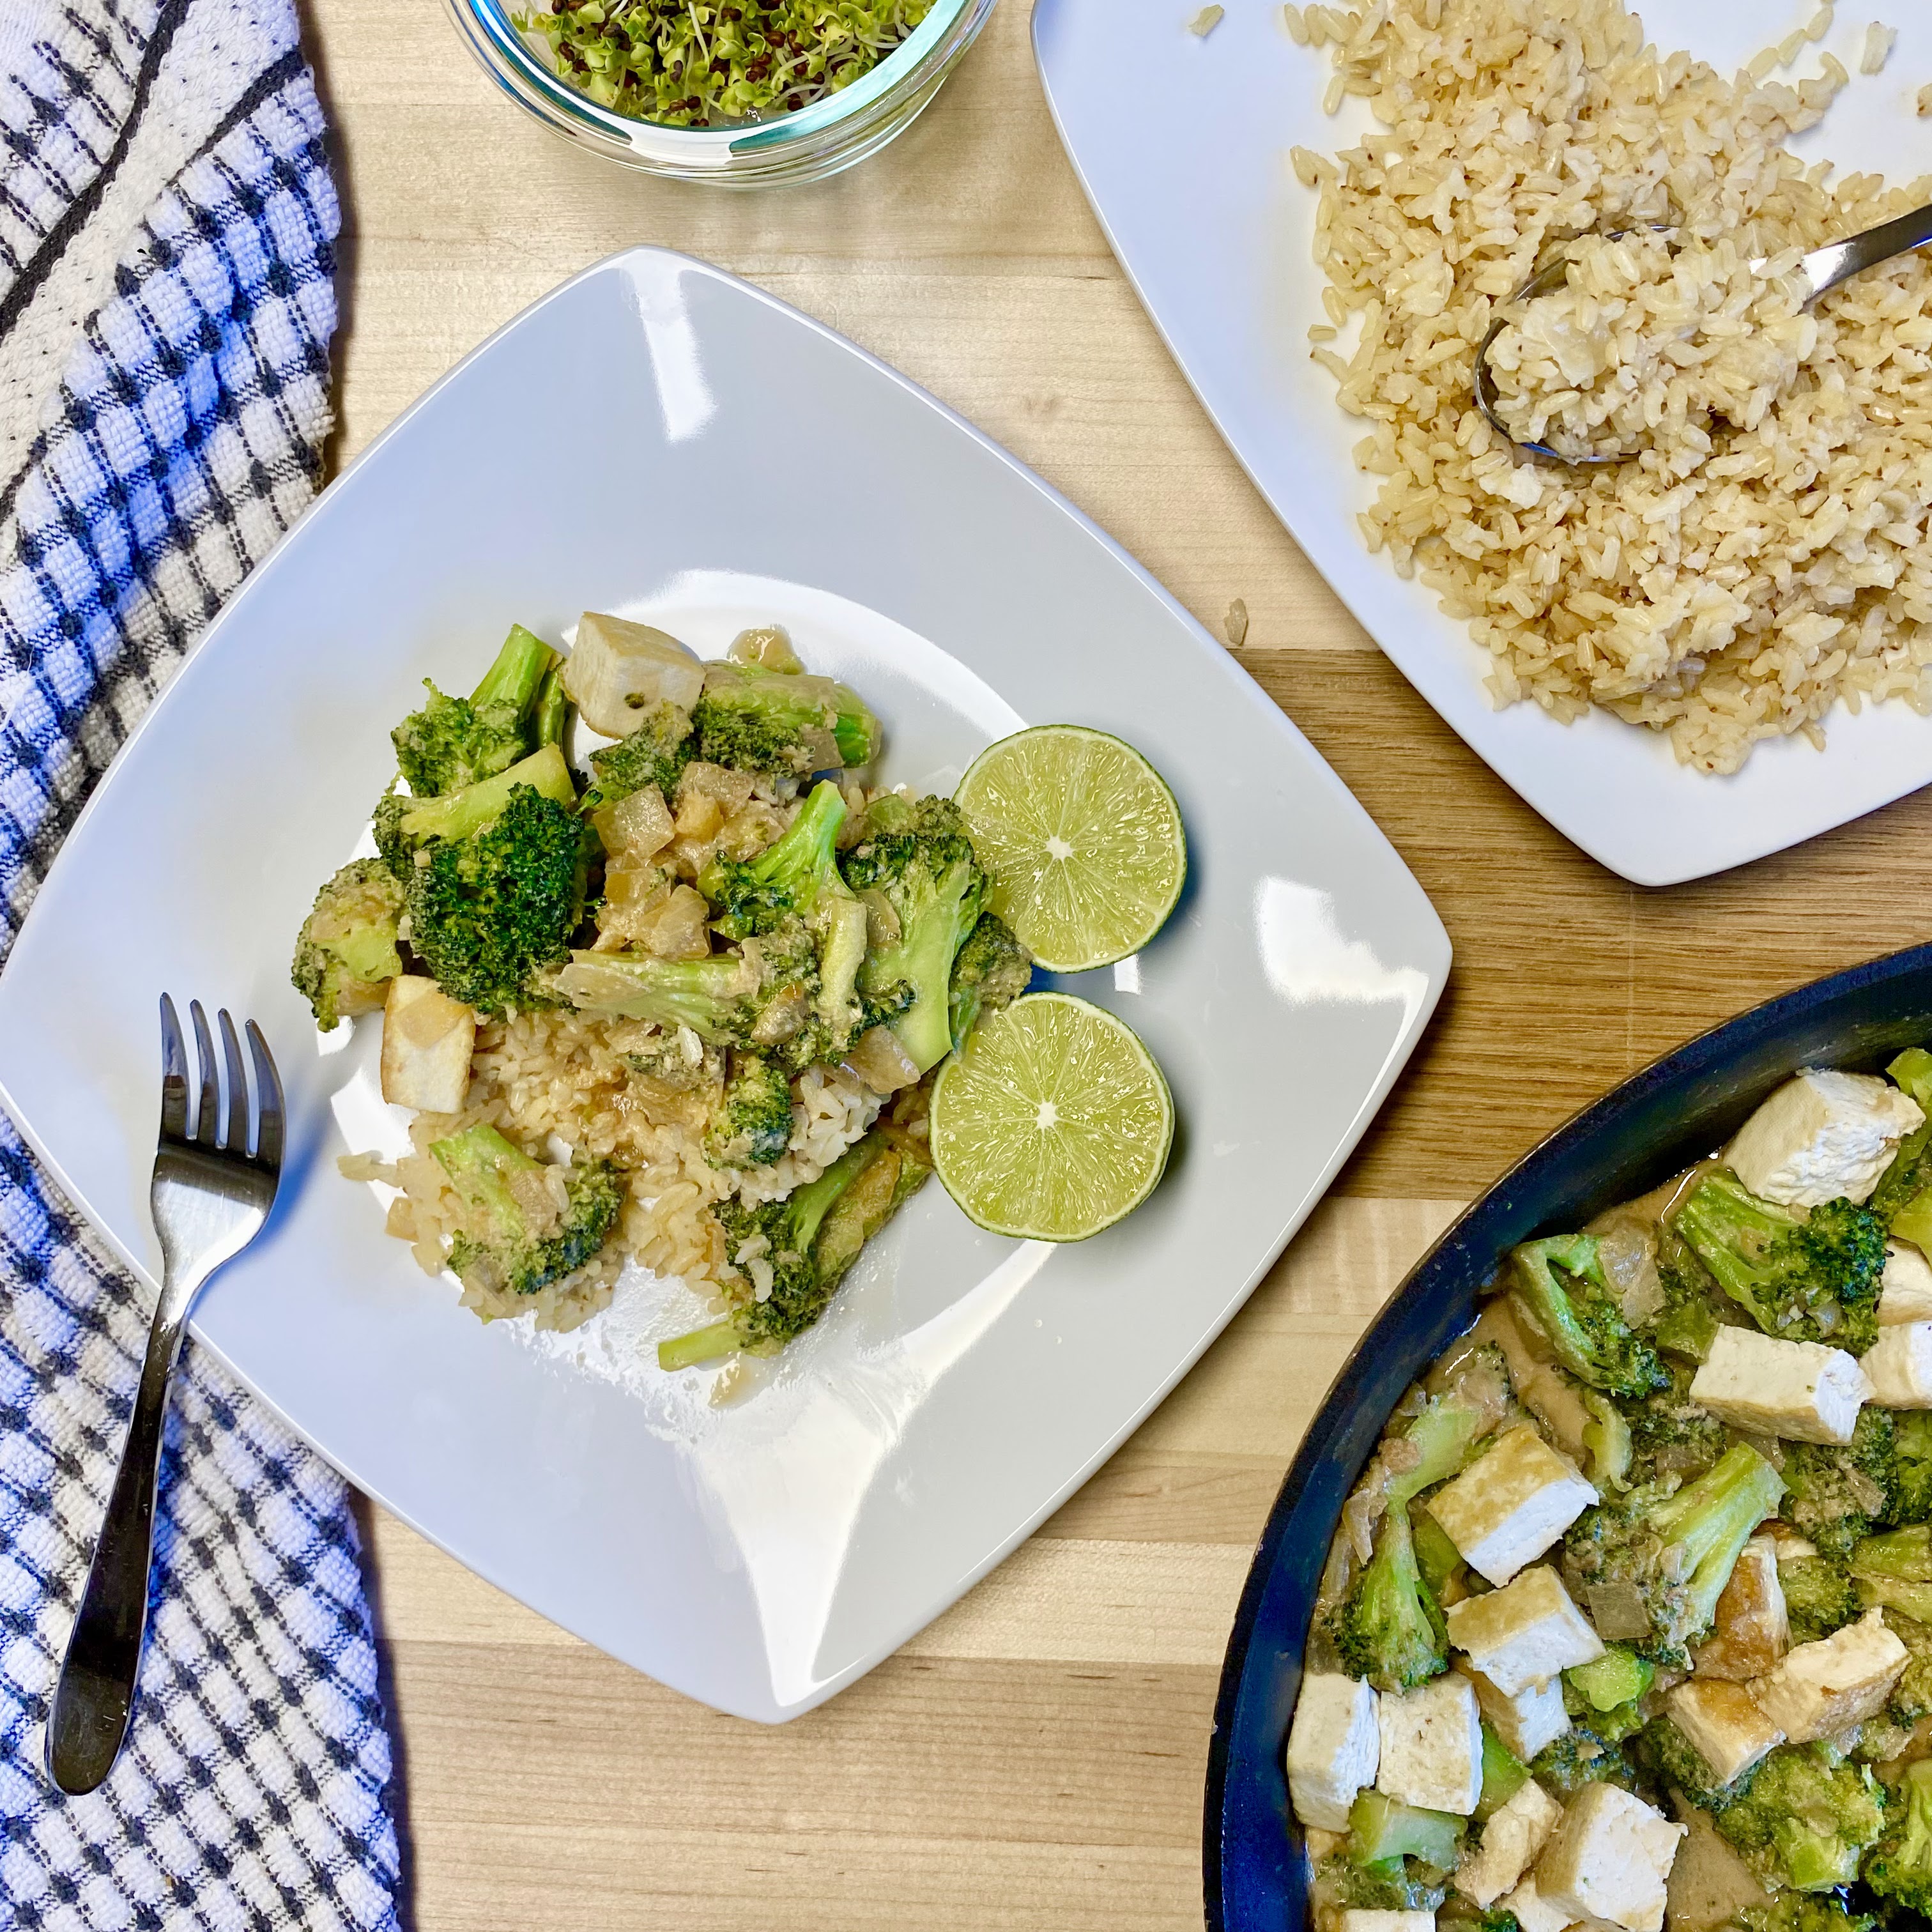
471,623,556,711
1655,1441,1786,1634
399,742,578,844
657,1320,744,1371
532,666,568,749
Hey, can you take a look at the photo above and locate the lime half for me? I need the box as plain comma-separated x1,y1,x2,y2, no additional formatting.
930,993,1173,1241
956,725,1186,974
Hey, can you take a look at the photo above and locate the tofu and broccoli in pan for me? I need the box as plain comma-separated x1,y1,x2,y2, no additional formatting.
1287,1054,1932,1932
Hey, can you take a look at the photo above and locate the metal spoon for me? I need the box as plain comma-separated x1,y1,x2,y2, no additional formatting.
1473,201,1932,465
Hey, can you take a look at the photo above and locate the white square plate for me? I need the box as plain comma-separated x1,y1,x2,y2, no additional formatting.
1033,0,1932,886
0,249,1448,1721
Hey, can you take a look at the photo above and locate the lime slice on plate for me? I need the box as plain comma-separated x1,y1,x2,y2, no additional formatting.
930,992,1173,1241
955,725,1186,974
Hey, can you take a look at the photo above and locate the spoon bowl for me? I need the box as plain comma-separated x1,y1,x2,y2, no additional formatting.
1474,201,1932,466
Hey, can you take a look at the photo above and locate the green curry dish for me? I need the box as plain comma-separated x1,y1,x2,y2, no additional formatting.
515,0,935,127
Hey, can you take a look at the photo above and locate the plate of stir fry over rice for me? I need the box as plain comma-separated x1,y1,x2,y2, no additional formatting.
0,250,1448,1719
302,610,1185,1384
1035,0,1932,883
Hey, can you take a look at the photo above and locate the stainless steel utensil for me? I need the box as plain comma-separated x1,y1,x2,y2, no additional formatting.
1474,202,1932,464
43,996,283,1796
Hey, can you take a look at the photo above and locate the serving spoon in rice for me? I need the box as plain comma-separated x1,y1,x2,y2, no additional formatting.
1473,201,1932,465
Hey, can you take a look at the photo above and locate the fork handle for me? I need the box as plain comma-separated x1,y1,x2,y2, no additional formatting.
44,1286,192,1796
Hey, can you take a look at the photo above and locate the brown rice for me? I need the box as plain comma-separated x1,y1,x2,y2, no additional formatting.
1291,0,1932,772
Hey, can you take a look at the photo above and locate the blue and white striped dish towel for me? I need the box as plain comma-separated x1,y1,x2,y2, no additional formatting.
0,0,402,1924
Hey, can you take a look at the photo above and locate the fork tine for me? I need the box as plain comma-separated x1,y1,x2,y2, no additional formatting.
188,1002,219,1148
158,996,189,1143
217,1009,249,1154
247,1022,283,1174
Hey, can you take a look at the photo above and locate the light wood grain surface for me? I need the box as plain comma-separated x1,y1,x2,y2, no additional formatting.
306,1,1932,1924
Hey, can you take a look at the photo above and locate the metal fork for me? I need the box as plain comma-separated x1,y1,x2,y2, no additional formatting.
44,996,283,1797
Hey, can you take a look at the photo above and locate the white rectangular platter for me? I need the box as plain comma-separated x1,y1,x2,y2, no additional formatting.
1033,0,1932,885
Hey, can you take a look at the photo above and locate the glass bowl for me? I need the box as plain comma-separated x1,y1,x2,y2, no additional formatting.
445,0,1000,186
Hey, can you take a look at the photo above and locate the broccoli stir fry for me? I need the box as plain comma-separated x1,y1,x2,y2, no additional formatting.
300,615,1036,1365
1287,1057,1932,1932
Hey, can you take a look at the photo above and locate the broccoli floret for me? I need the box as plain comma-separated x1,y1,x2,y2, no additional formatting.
1869,1760,1932,1917
376,742,580,881
700,779,848,939
392,624,556,797
1673,1174,1887,1353
695,783,871,1059
1530,1724,1636,1797
1565,1441,1786,1664
545,926,818,1054
1312,1853,1445,1915
1508,1233,1668,1397
1384,1375,1506,1508
1650,1242,1727,1361
581,702,695,815
1731,1896,1875,1932
1781,1552,1864,1643
1785,1409,1896,1561
1639,1712,1758,1809
429,1123,622,1300
1882,1604,1932,1725
703,1052,794,1170
1713,1743,1885,1892
404,784,591,1016
291,858,404,1031
1892,1413,1932,1527
659,1121,931,1367
1870,1048,1932,1229
947,912,1034,1052
1849,1524,1932,1625
691,663,879,775
1623,1358,1728,1485
840,795,989,1076
1329,1503,1448,1693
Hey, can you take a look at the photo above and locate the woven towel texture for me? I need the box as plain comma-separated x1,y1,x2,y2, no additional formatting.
0,0,401,1925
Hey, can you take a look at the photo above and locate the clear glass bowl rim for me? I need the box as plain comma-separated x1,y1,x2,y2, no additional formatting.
459,0,980,155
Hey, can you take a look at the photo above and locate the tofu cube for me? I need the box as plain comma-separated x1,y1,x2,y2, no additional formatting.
1694,1535,1789,1682
1725,1069,1924,1209
564,611,705,735
1286,1674,1379,1831
1862,1321,1932,1408
1665,1680,1784,1787
1500,1876,1572,1932
1458,1661,1571,1761
1427,1426,1598,1588
1457,1779,1565,1908
1751,1607,1908,1744
1376,1673,1483,1815
1688,1326,1871,1445
1534,1782,1685,1932
1882,1241,1932,1326
1445,1566,1605,1696
1340,1915,1435,1932
379,976,476,1114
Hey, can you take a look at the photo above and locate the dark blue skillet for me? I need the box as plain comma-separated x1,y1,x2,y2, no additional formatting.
1205,942,1932,1932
